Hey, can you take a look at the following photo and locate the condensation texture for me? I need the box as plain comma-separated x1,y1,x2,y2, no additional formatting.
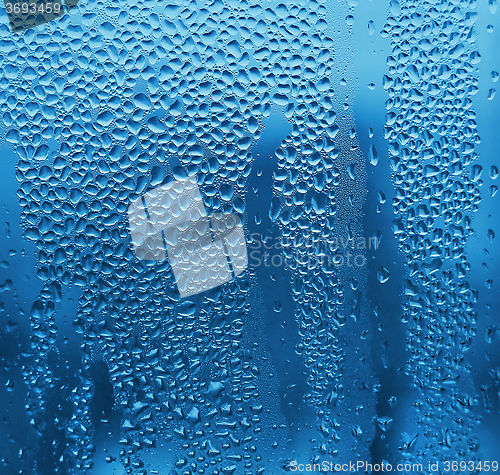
0,0,374,472
0,0,498,472
382,0,482,465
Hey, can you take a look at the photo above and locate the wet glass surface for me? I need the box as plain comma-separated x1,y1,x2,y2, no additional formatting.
0,0,499,473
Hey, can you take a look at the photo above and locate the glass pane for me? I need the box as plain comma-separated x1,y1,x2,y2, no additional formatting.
0,0,498,473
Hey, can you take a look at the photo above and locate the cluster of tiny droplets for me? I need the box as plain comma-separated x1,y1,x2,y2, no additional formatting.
0,0,375,471
382,0,481,464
